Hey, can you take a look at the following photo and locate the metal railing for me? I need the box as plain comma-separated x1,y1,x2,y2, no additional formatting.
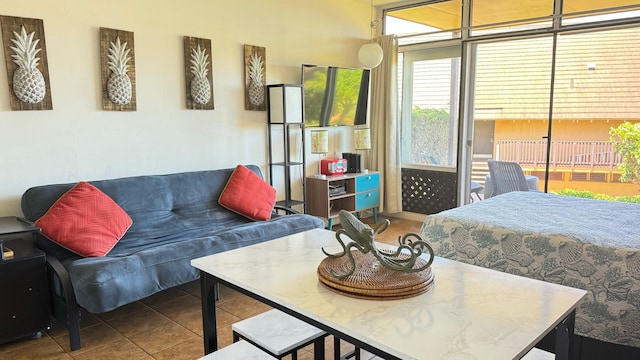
496,140,622,169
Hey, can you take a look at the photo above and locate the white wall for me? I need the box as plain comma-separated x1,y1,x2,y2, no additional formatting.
0,0,370,216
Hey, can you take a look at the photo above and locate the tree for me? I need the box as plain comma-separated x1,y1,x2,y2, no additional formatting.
609,121,640,188
411,107,450,164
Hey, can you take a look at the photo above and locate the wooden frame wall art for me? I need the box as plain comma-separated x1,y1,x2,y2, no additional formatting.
244,44,266,111
184,36,214,110
0,16,52,110
100,27,136,111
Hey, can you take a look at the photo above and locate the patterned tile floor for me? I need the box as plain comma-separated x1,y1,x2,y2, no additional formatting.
0,216,423,360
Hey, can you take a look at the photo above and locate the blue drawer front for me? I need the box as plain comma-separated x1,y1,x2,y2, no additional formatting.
356,191,379,210
355,173,379,192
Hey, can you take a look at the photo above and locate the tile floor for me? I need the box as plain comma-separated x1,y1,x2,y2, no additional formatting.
0,216,423,360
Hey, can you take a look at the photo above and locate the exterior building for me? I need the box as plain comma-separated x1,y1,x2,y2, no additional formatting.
472,26,640,195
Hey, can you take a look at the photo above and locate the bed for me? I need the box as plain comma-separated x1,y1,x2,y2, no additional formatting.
419,191,640,352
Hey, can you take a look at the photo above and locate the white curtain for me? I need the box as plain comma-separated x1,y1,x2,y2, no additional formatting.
368,35,401,214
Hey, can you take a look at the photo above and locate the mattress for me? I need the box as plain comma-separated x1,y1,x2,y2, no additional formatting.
420,191,640,347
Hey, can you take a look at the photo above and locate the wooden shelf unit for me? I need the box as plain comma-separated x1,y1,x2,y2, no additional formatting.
306,172,379,229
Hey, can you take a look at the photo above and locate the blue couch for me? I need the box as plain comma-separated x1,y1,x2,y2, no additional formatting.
21,165,324,350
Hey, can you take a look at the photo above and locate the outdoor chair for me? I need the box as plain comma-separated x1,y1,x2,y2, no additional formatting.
487,160,530,196
470,181,484,202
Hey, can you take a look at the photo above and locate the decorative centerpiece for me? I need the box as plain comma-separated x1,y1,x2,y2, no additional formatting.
317,210,435,300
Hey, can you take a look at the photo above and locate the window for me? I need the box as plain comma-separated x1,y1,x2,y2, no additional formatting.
384,0,640,212
563,2,640,25
400,46,461,168
470,0,554,35
386,0,462,45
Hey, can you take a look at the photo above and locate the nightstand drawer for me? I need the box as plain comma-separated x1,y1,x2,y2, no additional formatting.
0,255,49,340
355,173,379,192
355,191,379,210
0,234,50,344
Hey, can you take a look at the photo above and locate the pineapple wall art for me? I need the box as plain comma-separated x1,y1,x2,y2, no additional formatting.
0,16,52,110
244,44,266,111
184,37,213,110
100,28,136,111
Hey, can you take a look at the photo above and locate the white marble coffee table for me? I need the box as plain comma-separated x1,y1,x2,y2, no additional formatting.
191,228,586,360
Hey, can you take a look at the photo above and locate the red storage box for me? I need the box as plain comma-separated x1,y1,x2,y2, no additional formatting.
321,158,347,176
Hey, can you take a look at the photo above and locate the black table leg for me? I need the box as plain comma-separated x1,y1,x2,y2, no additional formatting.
555,309,577,360
200,271,218,355
313,336,325,359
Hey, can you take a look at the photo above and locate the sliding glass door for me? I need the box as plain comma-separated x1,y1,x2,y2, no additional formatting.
468,36,553,198
468,25,640,200
550,26,640,197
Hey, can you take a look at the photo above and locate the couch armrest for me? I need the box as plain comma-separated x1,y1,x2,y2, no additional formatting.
43,253,82,350
273,204,300,215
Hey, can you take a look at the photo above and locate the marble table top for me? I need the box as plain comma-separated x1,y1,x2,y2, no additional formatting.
191,228,586,360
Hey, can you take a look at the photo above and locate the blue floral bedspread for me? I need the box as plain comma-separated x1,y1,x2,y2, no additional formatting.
419,191,640,348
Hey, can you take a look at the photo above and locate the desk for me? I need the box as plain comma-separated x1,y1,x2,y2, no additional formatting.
192,229,586,360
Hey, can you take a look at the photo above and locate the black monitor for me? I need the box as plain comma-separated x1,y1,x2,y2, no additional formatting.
302,64,370,127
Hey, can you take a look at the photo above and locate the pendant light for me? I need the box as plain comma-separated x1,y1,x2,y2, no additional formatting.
358,0,383,69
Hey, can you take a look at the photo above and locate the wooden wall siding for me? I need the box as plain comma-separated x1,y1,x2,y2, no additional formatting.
243,44,266,111
0,16,53,110
100,27,136,111
184,36,214,110
473,27,640,121
409,28,640,122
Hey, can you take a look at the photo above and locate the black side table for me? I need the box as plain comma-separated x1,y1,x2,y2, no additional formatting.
0,216,50,344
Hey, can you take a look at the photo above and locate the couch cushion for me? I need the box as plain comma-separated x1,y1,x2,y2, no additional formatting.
35,182,133,257
64,213,325,313
64,235,219,313
218,165,276,221
213,214,326,247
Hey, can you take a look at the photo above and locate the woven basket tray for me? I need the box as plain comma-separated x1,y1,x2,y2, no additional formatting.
317,249,435,300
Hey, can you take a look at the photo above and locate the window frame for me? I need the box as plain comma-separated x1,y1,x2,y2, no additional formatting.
384,0,640,208
400,44,462,172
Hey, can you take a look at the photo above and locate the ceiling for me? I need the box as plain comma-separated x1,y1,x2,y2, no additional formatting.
375,0,640,30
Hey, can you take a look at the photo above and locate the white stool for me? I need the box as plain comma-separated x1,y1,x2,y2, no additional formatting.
199,340,277,359
232,309,328,360
521,347,555,360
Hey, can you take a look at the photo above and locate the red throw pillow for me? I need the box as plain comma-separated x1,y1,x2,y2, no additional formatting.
35,181,133,257
218,165,276,221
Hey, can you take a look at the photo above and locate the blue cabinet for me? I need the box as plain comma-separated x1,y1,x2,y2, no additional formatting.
306,172,380,230
355,173,379,192
355,173,379,211
356,190,380,211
